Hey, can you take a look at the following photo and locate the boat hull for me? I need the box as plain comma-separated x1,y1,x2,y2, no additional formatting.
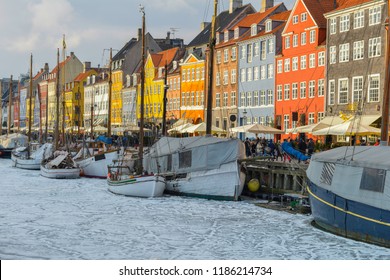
164,162,245,201
40,165,80,179
11,154,41,170
0,148,12,159
108,175,166,197
75,150,119,179
307,182,390,248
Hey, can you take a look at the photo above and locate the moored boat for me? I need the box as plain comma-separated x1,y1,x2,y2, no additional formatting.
40,151,80,179
11,143,53,170
0,133,28,159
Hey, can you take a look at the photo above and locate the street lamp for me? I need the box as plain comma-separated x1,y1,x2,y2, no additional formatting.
242,109,247,141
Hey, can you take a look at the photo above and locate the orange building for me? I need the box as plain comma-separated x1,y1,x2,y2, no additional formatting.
275,0,335,140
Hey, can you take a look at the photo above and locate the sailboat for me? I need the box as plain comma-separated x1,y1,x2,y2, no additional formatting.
142,0,246,201
73,48,120,178
306,3,390,248
107,5,166,198
11,54,53,170
40,46,80,179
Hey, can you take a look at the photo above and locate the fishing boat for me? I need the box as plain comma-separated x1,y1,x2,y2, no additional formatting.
107,5,166,197
306,1,390,248
143,136,246,201
11,143,52,170
40,150,80,179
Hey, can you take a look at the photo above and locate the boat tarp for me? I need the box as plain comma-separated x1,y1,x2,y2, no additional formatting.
46,152,68,168
144,136,245,174
281,141,310,161
31,143,53,160
306,146,390,211
0,133,28,149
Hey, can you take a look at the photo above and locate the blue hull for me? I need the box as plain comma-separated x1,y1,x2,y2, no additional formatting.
307,182,390,248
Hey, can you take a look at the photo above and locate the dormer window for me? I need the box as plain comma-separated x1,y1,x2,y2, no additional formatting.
132,74,137,86
265,20,272,33
234,28,239,39
216,33,220,44
158,67,163,78
87,76,91,85
224,30,229,42
91,75,96,84
126,75,131,87
173,61,177,70
251,24,257,36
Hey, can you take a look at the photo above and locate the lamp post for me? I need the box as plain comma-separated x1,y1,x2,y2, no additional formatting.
242,109,247,141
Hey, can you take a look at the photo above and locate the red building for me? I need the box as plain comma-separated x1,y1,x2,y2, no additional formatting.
275,0,337,140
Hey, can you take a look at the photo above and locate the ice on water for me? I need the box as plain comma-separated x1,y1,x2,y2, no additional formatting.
0,159,389,260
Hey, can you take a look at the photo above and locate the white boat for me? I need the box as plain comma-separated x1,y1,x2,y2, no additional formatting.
40,151,80,179
73,141,119,178
11,143,53,170
107,165,165,197
143,136,246,201
0,133,28,159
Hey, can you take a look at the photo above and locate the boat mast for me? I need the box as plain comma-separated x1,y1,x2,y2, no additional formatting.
206,0,218,135
108,48,112,138
162,61,168,136
381,3,390,145
7,75,12,135
138,4,146,174
28,54,33,145
62,35,66,148
54,48,60,150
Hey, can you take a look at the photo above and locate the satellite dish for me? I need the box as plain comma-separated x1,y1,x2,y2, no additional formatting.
230,115,237,122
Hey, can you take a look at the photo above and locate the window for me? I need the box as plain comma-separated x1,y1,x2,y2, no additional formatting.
308,113,315,124
277,60,283,73
340,14,350,32
260,65,266,80
284,84,290,100
300,55,307,69
247,68,253,82
268,39,274,53
231,47,237,61
240,68,246,82
234,28,239,39
265,21,272,32
254,42,260,56
260,90,266,106
216,51,221,64
251,24,257,36
247,92,252,107
277,85,282,101
284,58,290,72
260,40,267,60
240,45,246,59
354,10,364,29
292,83,298,99
369,6,381,26
368,74,380,102
224,49,229,62
292,57,298,71
300,82,306,99
352,76,363,103
267,90,273,105
223,92,228,107
318,79,324,96
231,91,236,106
285,36,290,49
330,18,337,34
339,43,349,62
247,44,253,62
224,31,229,42
293,34,298,47
353,41,364,60
223,70,229,85
216,72,220,86
293,15,298,24
330,46,337,64
231,69,236,84
318,112,325,122
309,80,316,98
284,114,290,131
253,91,259,106
310,30,316,43
329,80,335,105
301,12,307,22
368,37,381,57
240,92,246,107
216,93,221,107
301,32,306,45
267,64,273,79
338,78,348,104
309,53,316,68
254,66,259,80
182,69,186,81
360,168,386,193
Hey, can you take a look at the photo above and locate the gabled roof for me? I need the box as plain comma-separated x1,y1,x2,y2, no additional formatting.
150,47,180,68
74,70,97,82
301,0,343,28
188,4,255,47
327,0,383,14
113,38,138,61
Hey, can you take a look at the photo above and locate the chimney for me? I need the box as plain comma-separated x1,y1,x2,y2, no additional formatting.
260,0,274,13
137,28,142,41
84,61,91,72
200,22,210,30
44,63,49,72
229,0,243,14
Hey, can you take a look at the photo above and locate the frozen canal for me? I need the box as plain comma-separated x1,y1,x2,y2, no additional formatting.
1,159,389,260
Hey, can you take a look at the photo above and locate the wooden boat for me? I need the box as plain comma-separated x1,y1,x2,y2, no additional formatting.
40,151,80,179
107,6,165,197
11,143,52,170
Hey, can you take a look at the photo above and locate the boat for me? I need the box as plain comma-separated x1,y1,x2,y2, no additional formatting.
0,133,28,158
40,150,80,179
11,143,53,170
107,5,166,197
143,136,246,201
306,2,390,247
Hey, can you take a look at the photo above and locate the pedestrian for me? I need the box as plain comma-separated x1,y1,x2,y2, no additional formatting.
374,139,380,146
307,138,314,156
244,138,251,157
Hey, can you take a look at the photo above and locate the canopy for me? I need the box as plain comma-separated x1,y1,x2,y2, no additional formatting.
167,123,193,133
85,125,107,133
286,116,345,134
181,122,225,134
313,120,381,136
231,123,282,134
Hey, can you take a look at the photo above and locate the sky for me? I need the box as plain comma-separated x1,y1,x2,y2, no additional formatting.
0,0,294,79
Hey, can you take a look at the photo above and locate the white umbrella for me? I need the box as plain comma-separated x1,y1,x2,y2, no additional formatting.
181,122,225,134
231,123,282,134
313,120,381,136
167,123,193,133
